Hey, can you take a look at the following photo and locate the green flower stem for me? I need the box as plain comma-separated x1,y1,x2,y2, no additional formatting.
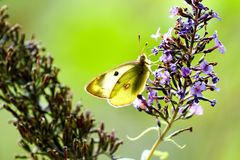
146,108,179,160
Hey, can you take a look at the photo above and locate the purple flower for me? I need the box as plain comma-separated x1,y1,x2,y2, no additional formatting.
194,33,200,40
158,40,168,51
160,51,173,63
169,7,179,18
170,63,177,72
194,72,200,79
189,103,203,115
211,75,219,84
211,11,221,20
154,69,170,85
213,31,225,53
208,84,220,92
191,0,207,10
210,99,216,107
197,3,207,10
131,0,223,120
158,28,174,51
151,27,161,41
178,18,194,35
190,81,206,97
147,88,157,105
200,60,213,75
198,13,209,22
199,11,221,21
151,47,159,55
177,88,185,99
181,66,191,77
133,96,147,110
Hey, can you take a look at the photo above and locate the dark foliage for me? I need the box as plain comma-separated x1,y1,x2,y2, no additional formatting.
0,5,122,160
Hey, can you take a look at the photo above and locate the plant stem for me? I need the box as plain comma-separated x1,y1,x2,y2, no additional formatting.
146,108,179,160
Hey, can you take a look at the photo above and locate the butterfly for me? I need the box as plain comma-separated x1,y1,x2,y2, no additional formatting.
85,54,150,107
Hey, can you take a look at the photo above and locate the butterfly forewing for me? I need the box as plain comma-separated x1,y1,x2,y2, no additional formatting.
85,63,137,98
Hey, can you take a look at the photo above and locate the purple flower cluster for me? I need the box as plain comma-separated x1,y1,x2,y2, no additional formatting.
134,0,224,120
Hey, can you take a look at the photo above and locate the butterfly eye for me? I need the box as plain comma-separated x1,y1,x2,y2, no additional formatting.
114,71,119,76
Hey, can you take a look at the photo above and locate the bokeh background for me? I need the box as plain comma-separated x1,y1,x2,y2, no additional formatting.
0,0,239,159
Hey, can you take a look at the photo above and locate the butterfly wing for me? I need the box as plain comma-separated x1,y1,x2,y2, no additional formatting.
108,62,150,107
85,63,137,98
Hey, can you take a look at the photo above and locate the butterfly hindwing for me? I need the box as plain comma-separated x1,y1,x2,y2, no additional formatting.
108,62,150,107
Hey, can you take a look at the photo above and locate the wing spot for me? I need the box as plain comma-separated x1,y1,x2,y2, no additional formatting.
114,71,119,76
123,83,130,90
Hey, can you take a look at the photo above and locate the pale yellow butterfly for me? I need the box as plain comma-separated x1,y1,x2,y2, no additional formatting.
85,54,150,107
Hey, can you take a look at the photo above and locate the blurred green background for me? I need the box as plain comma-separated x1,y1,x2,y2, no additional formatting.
0,0,239,159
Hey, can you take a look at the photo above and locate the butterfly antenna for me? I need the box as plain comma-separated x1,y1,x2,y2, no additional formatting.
138,34,148,55
141,42,148,54
138,33,141,53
